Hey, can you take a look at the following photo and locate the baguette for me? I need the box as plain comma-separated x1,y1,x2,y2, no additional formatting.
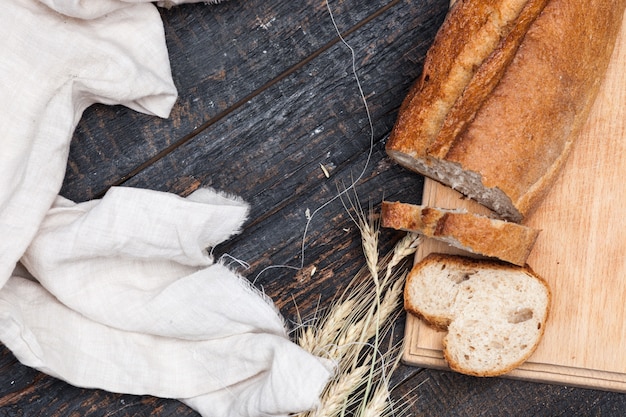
381,201,538,266
405,253,551,376
387,0,626,222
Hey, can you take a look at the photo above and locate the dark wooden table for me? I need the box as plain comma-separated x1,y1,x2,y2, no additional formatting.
2,1,626,415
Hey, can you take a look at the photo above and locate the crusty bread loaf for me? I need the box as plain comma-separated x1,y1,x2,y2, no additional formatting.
405,253,550,376
381,201,538,266
387,0,626,222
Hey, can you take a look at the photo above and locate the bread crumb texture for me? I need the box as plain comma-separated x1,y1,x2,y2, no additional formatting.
405,253,550,376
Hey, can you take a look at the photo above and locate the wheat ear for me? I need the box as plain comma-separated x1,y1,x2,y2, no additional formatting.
295,188,422,416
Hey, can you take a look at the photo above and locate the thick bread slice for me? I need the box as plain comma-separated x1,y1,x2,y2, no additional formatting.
387,0,626,222
404,253,550,376
381,201,538,266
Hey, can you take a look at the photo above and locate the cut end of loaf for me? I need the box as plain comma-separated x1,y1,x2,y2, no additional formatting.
387,150,523,222
405,253,550,376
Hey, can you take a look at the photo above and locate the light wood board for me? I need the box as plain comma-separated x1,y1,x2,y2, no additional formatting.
402,13,626,391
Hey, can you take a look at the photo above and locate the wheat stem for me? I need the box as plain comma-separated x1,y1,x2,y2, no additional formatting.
294,189,422,417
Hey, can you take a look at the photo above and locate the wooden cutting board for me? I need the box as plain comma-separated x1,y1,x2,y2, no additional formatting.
402,13,626,390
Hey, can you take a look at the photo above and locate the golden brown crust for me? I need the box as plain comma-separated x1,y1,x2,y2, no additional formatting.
386,0,626,221
387,0,548,157
381,201,539,266
446,0,625,218
428,0,550,158
403,296,451,332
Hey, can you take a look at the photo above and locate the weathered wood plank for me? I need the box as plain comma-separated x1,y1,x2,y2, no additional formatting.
393,366,626,416
60,0,414,202
119,0,442,322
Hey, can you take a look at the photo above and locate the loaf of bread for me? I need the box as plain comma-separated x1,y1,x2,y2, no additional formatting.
405,253,550,376
386,0,626,222
381,201,538,266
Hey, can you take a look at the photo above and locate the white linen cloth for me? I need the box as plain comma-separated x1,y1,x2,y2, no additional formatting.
0,1,332,416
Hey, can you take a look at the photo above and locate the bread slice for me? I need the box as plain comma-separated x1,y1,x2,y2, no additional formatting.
381,201,538,266
386,0,626,222
404,253,550,376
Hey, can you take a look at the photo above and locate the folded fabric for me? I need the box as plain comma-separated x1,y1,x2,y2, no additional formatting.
0,1,332,416
0,0,178,287
1,188,332,414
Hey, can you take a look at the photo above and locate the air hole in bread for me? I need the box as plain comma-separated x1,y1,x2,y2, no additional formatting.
507,307,533,324
449,270,476,284
489,341,504,349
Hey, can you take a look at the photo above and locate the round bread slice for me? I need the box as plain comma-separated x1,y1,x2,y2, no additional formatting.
381,201,540,266
404,253,551,377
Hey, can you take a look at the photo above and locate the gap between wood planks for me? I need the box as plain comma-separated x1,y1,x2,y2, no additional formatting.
94,0,403,199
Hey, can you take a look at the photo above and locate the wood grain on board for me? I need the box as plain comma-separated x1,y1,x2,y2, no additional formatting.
403,11,626,391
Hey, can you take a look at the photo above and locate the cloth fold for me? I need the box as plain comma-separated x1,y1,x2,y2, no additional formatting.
0,1,332,416
0,0,177,287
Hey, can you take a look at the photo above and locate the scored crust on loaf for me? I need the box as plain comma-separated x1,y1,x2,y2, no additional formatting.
381,201,539,266
386,0,626,222
404,253,550,377
390,0,549,158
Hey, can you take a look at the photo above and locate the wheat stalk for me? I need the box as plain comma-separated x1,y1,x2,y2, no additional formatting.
311,364,370,417
299,298,358,357
361,384,391,417
294,190,422,417
385,232,422,282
